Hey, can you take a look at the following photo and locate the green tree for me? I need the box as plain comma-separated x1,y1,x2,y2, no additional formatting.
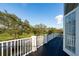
22,20,32,34
33,24,47,36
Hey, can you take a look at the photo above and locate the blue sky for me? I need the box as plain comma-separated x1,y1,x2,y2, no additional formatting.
0,3,64,29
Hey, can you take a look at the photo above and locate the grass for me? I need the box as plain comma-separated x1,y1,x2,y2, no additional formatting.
0,33,14,41
0,33,34,42
19,33,34,38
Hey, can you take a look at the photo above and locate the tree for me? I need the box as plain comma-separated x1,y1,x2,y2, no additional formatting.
0,9,63,40
33,24,47,35
47,27,63,34
0,10,23,38
22,20,32,34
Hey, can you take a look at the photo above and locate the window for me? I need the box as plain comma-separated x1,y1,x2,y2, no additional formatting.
64,3,78,15
65,11,76,53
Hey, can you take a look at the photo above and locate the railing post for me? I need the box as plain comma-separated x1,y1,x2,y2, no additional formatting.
1,43,3,56
31,36,37,52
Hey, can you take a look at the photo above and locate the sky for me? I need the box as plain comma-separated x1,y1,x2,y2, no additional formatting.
0,3,64,29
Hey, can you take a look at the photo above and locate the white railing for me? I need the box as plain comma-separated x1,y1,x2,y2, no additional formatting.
0,38,32,56
0,33,60,56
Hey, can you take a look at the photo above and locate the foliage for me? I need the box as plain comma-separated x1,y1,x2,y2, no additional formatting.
33,24,47,36
0,10,63,41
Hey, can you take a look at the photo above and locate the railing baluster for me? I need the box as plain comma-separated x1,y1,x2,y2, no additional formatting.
20,40,21,56
2,42,3,56
24,39,26,55
14,41,16,56
6,42,8,56
13,41,14,56
10,41,12,56
25,40,26,55
17,40,18,56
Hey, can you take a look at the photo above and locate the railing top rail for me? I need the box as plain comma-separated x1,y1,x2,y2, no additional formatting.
0,37,31,43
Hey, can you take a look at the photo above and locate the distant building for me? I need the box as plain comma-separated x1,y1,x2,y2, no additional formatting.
63,3,79,56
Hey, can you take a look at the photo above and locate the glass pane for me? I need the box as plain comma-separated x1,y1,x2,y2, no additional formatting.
65,11,76,53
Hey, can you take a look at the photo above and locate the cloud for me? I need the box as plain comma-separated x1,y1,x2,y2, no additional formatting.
55,15,63,29
55,15,63,25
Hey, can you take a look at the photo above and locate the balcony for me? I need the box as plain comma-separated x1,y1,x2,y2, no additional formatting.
0,33,69,56
27,36,68,56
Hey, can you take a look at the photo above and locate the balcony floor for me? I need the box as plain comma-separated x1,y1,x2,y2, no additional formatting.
26,37,69,56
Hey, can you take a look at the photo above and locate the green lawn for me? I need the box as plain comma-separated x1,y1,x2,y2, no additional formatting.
0,33,34,42
19,33,34,38
0,33,13,41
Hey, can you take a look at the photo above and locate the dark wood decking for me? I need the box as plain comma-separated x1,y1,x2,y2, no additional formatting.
27,37,69,56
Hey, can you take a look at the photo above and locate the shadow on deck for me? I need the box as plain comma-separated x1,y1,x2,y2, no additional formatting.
26,37,69,56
